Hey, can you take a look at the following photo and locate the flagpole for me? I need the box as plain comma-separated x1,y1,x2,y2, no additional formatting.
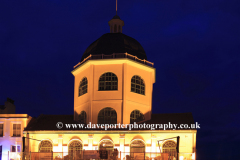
116,0,117,15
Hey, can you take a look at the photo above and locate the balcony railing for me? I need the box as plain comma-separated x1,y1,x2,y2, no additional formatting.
11,151,194,160
73,53,154,69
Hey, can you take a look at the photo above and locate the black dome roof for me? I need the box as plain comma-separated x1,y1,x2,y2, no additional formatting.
81,33,147,62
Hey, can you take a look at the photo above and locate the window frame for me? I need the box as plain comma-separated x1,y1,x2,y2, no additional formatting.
130,110,145,124
68,140,82,158
131,75,145,95
11,145,21,152
162,141,177,158
78,111,87,124
39,140,53,152
12,124,21,137
0,123,3,137
99,140,114,151
79,77,88,96
98,72,118,91
130,140,145,157
98,107,117,124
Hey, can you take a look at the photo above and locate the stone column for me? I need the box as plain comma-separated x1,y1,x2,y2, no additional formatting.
151,134,157,152
88,134,93,150
58,134,63,152
119,134,125,160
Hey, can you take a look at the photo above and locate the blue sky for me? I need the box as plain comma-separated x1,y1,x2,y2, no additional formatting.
0,0,240,159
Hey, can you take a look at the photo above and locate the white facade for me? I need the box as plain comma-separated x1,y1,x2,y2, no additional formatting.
0,114,32,160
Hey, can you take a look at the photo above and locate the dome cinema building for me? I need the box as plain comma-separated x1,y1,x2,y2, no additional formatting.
23,12,197,160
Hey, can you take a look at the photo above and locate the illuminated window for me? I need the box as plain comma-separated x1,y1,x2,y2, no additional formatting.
11,145,20,152
130,140,145,157
98,107,117,124
99,72,118,91
163,141,177,158
39,140,52,152
99,140,114,151
78,111,87,124
130,110,144,124
79,77,88,96
12,124,21,137
0,124,3,137
131,75,145,95
69,141,82,159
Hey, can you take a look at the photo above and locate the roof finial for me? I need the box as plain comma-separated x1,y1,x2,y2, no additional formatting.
108,0,124,33
116,0,117,15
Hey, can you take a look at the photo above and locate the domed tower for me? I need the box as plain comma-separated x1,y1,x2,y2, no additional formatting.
71,14,155,125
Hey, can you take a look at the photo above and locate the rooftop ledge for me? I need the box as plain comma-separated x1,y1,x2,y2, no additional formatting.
74,53,154,69
0,114,29,118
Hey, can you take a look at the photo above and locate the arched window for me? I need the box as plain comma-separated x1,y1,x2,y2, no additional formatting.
98,107,117,124
131,75,145,95
78,111,87,124
79,77,88,96
118,25,121,33
99,140,114,151
99,72,118,91
114,24,117,33
68,141,82,159
39,140,52,152
130,110,145,124
130,140,145,156
163,141,177,158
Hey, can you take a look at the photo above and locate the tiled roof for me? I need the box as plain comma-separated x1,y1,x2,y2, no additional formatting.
24,113,196,131
25,114,76,131
143,112,195,125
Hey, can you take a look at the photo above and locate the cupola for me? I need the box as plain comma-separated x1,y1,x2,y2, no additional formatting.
108,0,124,33
108,15,124,33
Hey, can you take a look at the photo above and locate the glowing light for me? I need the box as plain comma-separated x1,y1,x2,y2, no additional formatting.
192,153,195,160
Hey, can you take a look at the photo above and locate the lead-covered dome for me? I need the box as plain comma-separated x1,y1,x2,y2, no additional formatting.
81,33,147,62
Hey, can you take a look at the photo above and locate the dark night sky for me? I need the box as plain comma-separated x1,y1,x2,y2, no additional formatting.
0,0,240,159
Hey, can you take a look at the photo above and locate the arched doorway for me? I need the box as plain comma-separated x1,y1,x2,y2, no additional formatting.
162,141,177,159
39,140,52,152
68,140,82,159
130,140,145,153
99,140,114,151
130,140,145,158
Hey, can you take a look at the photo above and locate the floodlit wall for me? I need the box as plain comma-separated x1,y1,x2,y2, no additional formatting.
0,114,30,160
27,130,196,160
72,59,156,124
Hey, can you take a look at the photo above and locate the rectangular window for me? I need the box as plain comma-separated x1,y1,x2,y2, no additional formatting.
12,124,21,137
0,124,3,137
11,145,20,152
0,145,2,160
